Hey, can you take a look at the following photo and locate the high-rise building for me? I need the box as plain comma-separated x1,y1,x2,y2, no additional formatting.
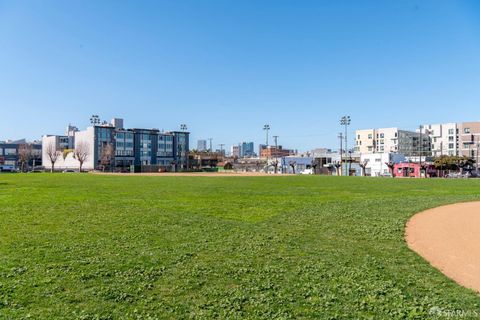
197,139,207,152
241,142,255,157
231,145,241,157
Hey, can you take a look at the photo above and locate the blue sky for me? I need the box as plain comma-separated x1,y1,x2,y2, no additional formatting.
1,0,480,151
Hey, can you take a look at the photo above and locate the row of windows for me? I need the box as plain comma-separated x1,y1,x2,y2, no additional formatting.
158,142,173,148
1,148,17,155
115,132,134,140
116,142,134,148
97,128,112,139
115,150,134,156
157,151,174,157
159,135,173,142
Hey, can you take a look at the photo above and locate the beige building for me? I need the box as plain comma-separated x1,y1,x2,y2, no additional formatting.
457,122,480,158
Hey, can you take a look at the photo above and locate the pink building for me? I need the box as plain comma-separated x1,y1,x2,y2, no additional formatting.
393,163,437,178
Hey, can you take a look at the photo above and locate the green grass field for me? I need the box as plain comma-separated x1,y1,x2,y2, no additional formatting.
1,174,480,319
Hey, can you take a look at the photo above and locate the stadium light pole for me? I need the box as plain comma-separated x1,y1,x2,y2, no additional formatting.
340,116,351,176
263,124,270,146
90,115,100,126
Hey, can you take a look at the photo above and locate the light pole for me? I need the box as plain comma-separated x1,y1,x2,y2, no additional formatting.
476,136,479,171
340,116,351,176
208,138,213,153
263,124,270,146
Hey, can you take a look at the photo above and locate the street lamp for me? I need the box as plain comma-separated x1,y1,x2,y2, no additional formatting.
340,116,351,176
263,124,270,146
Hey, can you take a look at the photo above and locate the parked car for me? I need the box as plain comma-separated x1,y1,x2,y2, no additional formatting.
0,165,16,172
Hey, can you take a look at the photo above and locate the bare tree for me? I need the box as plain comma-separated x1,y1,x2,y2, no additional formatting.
100,143,114,172
359,159,369,177
45,141,61,172
311,163,318,175
272,160,279,174
333,161,341,176
385,161,395,178
74,141,90,172
289,161,296,174
18,144,32,172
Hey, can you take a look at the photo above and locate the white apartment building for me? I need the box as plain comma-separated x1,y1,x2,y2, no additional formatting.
355,128,430,157
420,123,457,156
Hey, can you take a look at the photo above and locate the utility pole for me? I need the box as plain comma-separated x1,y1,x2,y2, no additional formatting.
219,144,225,156
208,138,213,153
273,135,279,174
340,116,351,176
419,125,423,177
338,132,343,176
476,136,479,171
440,141,444,177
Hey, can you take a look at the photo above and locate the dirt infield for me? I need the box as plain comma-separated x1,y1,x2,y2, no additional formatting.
92,172,281,177
406,201,480,293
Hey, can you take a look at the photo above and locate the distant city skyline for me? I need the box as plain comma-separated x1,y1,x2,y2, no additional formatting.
1,1,480,151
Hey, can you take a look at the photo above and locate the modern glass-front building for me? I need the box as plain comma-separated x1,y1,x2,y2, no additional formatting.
0,139,42,169
42,118,190,172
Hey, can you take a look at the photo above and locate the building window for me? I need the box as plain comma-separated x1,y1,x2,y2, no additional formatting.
5,148,16,155
368,134,372,139
448,129,454,135
448,143,454,149
380,133,384,138
448,136,454,141
464,128,470,134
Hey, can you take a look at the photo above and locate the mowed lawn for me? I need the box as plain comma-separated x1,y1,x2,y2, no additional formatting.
1,174,480,319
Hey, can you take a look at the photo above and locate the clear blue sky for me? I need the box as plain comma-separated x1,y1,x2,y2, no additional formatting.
1,0,480,151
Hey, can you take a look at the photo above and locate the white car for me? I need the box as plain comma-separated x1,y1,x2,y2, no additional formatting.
300,168,314,175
